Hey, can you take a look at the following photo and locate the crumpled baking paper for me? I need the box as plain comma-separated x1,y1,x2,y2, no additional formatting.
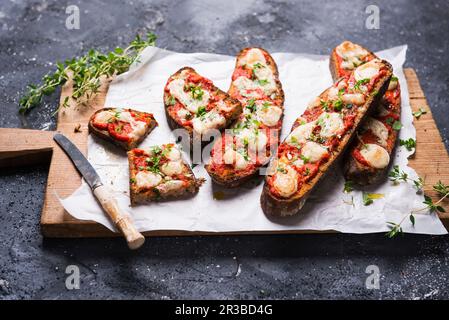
60,45,447,235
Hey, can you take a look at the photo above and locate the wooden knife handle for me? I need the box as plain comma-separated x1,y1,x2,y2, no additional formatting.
93,185,145,250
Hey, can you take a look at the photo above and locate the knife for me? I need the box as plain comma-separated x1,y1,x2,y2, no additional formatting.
53,133,145,250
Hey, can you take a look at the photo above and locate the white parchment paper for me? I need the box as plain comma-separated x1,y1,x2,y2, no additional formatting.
60,45,447,235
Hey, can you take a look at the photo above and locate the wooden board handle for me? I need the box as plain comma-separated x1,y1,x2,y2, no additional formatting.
93,185,145,249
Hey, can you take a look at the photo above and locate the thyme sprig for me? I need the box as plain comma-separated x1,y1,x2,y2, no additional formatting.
19,32,157,114
386,179,449,238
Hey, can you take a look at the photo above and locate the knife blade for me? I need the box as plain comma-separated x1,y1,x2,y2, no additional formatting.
53,133,102,190
53,133,145,250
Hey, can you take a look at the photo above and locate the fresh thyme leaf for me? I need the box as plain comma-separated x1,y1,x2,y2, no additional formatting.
386,222,403,238
320,99,329,111
388,165,408,184
19,32,157,114
353,78,369,91
385,117,394,125
362,193,384,206
362,192,373,206
277,167,287,174
333,99,343,111
189,85,204,100
413,108,427,119
399,138,416,151
409,214,415,226
300,154,310,164
413,177,424,192
246,98,256,112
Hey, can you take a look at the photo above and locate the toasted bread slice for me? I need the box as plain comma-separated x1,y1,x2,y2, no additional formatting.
128,144,204,205
330,41,401,185
164,67,242,146
88,107,157,150
205,48,284,187
261,59,393,217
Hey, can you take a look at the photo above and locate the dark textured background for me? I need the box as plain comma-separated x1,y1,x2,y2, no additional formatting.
1,0,448,299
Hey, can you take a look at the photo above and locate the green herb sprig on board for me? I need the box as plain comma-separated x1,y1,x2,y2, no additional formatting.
19,32,157,114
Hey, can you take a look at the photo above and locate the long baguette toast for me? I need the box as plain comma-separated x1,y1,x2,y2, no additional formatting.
88,107,157,150
330,41,401,185
205,47,284,187
261,59,393,217
164,67,242,148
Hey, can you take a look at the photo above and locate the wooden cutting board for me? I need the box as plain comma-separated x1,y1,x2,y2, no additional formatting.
1,68,448,237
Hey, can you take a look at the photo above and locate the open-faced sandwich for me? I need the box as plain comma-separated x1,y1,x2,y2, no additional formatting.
330,41,401,185
128,144,204,205
260,58,393,217
164,67,242,144
205,48,284,187
88,107,158,150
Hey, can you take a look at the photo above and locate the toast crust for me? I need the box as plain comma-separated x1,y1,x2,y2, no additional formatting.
88,107,157,150
261,60,393,217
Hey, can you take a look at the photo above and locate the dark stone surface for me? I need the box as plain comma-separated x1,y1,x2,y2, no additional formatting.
0,0,448,299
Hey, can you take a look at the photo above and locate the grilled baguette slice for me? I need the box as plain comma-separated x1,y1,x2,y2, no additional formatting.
128,144,204,205
88,107,157,150
261,59,393,217
164,67,242,146
205,47,284,187
330,41,401,185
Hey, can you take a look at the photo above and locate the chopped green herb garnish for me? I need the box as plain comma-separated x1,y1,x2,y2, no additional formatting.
257,79,269,86
300,154,310,164
385,117,394,125
196,106,207,118
189,85,204,100
246,99,256,112
389,165,408,184
167,95,176,106
434,180,449,197
343,180,354,193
